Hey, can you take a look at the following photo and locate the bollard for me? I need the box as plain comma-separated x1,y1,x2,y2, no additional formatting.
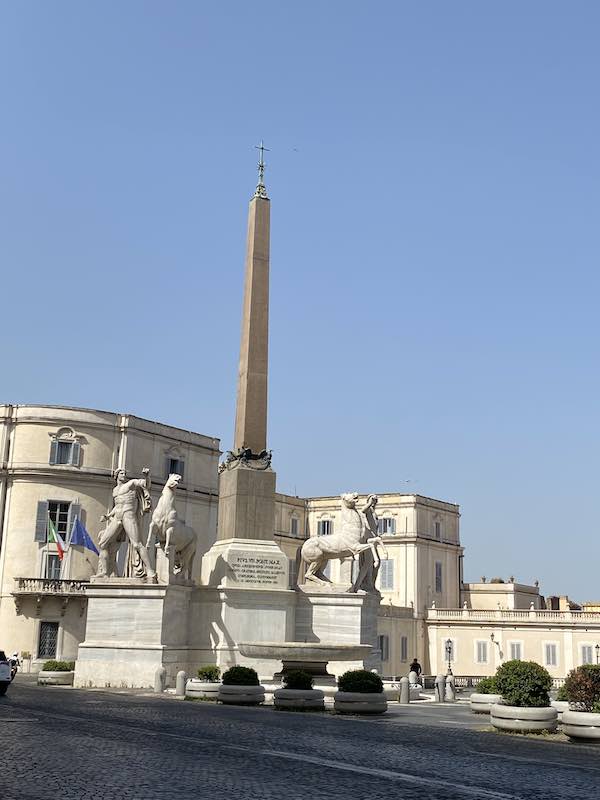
435,674,446,702
154,666,166,694
445,675,456,702
399,676,410,704
176,670,187,697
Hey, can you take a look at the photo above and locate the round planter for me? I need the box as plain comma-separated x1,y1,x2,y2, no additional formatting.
273,688,325,710
490,703,557,733
561,710,600,742
334,691,388,715
470,693,503,714
218,684,265,705
186,679,220,700
37,670,74,686
409,685,423,701
551,700,570,722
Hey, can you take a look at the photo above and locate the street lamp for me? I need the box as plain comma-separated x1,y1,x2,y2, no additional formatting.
445,638,453,676
595,644,599,665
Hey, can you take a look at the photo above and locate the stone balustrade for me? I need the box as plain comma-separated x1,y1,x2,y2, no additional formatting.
13,577,87,595
428,607,600,624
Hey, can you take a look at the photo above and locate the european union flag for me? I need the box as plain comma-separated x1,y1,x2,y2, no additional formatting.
70,517,100,556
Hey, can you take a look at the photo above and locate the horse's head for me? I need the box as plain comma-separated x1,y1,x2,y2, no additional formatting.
166,474,182,490
341,492,359,509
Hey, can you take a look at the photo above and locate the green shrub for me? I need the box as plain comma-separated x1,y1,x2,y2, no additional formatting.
197,665,220,682
592,700,600,714
563,665,600,711
475,676,498,695
494,660,552,708
221,666,259,686
338,669,383,694
283,670,313,690
42,660,75,672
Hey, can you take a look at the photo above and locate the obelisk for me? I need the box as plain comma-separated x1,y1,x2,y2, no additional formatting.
202,146,289,592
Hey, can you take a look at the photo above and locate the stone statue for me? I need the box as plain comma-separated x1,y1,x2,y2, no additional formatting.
96,467,157,584
301,492,387,590
146,474,197,582
350,495,387,593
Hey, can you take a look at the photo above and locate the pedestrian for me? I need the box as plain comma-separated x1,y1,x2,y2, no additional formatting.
410,657,422,676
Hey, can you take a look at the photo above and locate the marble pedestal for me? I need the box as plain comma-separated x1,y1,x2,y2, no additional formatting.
295,585,381,675
74,581,194,689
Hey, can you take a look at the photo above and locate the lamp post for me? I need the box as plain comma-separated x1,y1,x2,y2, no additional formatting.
445,638,453,676
595,643,599,665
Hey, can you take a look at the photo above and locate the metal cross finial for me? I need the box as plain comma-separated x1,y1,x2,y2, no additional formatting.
254,140,270,199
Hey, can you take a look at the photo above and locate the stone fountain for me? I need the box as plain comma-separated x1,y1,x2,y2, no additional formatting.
238,641,372,685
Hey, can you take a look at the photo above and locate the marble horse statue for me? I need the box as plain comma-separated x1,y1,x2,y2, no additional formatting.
146,474,197,582
301,493,387,590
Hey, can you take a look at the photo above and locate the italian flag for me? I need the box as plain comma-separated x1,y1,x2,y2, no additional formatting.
47,517,66,561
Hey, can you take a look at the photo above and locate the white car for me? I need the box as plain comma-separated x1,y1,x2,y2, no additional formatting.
0,651,11,695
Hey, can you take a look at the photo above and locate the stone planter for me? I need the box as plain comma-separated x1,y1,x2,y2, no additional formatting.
561,710,600,742
551,700,569,722
490,703,557,733
334,691,388,715
470,693,503,714
186,679,220,700
37,670,74,686
218,684,265,706
273,688,325,710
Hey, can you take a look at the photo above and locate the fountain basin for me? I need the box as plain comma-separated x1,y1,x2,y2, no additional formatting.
238,641,372,683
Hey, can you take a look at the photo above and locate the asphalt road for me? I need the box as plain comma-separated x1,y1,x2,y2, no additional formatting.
1,679,598,800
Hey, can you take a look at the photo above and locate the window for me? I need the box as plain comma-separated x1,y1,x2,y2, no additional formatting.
581,645,594,665
435,562,443,593
377,517,396,535
38,622,59,659
510,642,522,661
317,520,333,536
34,500,80,543
476,641,488,664
290,517,299,536
378,635,389,662
379,559,394,590
400,636,408,662
49,439,80,466
545,643,558,667
166,458,184,479
46,554,61,580
434,521,441,540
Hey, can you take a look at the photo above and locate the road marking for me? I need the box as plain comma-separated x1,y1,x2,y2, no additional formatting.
223,745,521,800
477,751,600,773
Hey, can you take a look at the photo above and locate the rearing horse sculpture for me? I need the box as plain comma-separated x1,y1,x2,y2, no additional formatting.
301,493,387,590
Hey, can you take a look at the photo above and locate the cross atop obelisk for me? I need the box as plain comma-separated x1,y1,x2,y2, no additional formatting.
233,143,271,454
254,140,269,200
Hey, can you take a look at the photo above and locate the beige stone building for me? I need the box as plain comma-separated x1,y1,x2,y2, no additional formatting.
0,404,220,668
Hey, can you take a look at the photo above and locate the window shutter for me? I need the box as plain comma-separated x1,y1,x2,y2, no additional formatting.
390,518,396,534
67,503,81,544
49,440,58,465
165,457,171,478
178,460,184,479
71,441,81,467
35,501,49,542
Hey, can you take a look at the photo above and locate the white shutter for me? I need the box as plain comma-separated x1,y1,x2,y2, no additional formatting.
35,501,49,542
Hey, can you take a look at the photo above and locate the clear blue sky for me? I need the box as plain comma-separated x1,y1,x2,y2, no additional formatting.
2,2,599,600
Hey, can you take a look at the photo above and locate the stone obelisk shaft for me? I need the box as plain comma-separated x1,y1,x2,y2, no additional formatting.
234,195,270,453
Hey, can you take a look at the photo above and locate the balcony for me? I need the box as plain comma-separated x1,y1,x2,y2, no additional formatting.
12,577,87,617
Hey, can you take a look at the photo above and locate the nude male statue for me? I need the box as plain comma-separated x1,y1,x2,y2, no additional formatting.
96,467,157,583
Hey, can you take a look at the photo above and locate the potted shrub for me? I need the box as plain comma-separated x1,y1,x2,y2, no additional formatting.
186,665,221,700
217,666,265,706
490,660,557,733
561,665,600,741
470,676,502,714
273,670,325,711
37,660,75,686
334,669,387,715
